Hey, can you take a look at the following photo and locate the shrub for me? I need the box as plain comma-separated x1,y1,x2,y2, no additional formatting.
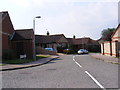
88,45,101,53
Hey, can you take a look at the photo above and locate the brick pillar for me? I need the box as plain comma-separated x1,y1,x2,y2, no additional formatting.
115,41,119,57
110,41,112,56
102,43,104,55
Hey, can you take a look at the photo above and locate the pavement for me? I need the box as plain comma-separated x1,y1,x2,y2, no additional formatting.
90,53,119,64
0,55,59,71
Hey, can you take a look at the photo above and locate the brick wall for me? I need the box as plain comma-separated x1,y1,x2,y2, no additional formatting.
12,40,34,59
101,41,119,57
2,12,14,50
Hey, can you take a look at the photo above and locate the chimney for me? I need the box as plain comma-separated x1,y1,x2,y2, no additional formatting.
73,35,75,39
47,31,49,36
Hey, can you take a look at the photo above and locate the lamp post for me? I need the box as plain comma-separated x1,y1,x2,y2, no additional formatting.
33,16,41,61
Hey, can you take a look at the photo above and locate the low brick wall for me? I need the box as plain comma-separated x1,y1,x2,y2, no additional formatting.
36,46,58,55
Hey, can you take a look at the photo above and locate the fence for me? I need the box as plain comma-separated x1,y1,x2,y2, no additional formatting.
101,41,119,57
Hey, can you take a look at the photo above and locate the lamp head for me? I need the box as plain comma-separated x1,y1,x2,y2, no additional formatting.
36,16,41,18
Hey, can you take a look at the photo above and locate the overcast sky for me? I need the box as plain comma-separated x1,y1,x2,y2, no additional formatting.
0,0,119,40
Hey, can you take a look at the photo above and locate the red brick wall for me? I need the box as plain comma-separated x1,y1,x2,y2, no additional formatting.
24,40,34,59
12,40,34,59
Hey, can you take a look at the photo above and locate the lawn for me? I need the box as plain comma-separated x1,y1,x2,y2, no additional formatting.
2,55,49,64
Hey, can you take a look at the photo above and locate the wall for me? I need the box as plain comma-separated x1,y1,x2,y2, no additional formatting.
101,41,119,57
12,40,34,59
104,42,111,56
2,12,14,50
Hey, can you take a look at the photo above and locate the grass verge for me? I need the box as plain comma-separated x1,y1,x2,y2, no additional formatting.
2,55,49,64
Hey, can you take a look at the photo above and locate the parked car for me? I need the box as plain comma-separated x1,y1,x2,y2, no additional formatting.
63,49,70,53
77,49,88,54
45,48,57,52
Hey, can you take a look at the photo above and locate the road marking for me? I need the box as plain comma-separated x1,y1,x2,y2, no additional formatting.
73,56,75,61
73,56,82,67
73,56,75,58
75,61,82,67
85,71,104,89
73,59,75,61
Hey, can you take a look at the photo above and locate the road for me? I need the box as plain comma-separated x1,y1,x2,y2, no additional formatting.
2,54,118,88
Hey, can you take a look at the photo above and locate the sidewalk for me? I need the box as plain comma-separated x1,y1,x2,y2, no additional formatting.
0,55,59,71
90,53,119,64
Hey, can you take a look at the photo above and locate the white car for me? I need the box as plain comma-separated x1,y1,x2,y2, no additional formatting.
78,49,88,54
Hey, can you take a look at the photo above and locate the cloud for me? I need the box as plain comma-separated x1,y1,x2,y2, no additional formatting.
37,2,118,39
0,0,117,40
9,0,30,7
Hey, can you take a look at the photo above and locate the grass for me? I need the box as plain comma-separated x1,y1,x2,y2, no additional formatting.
0,64,6,66
2,55,49,64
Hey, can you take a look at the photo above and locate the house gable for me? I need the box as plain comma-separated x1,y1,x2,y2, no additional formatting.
1,11,15,50
1,11,14,35
112,24,120,42
58,35,68,43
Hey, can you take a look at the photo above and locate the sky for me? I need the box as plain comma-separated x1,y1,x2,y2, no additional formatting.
0,0,119,40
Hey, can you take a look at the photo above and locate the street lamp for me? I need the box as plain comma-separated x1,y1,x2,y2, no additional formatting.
33,16,41,61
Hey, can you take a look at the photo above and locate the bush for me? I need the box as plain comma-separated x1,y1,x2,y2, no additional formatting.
88,45,101,53
66,45,77,54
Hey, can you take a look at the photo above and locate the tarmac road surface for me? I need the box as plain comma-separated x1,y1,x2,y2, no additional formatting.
2,54,118,88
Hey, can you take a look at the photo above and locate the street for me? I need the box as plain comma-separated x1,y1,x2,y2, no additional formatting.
2,54,118,88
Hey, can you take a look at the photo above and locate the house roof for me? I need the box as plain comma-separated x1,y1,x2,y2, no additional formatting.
67,37,99,45
50,34,67,43
35,35,51,43
12,29,34,41
35,34,68,44
98,30,114,42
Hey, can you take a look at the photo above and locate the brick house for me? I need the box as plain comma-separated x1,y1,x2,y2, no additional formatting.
101,24,120,57
11,29,34,59
35,32,69,53
1,11,34,59
67,36,100,52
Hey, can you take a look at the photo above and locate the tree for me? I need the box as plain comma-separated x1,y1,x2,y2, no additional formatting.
101,28,115,41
